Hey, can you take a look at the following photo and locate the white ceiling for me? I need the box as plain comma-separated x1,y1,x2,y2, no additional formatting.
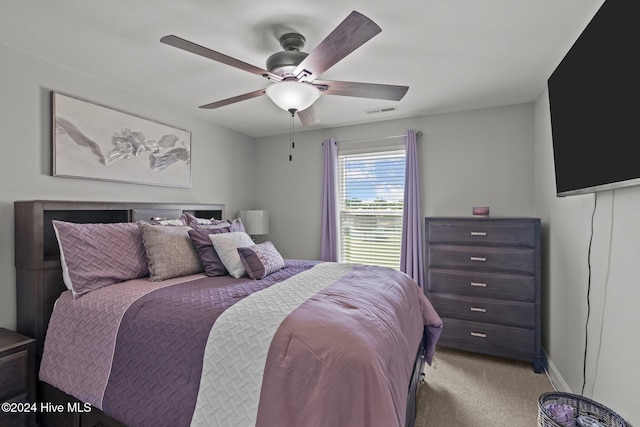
1,0,604,138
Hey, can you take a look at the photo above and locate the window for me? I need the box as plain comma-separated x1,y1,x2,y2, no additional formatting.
337,143,406,269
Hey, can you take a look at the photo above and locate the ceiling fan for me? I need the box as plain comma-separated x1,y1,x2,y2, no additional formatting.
160,11,408,125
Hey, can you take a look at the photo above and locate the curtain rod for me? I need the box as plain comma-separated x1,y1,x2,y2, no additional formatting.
337,130,422,144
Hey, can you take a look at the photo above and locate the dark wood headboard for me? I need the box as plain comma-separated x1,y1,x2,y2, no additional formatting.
14,200,225,360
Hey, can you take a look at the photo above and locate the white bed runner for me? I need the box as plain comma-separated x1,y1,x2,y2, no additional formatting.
190,262,352,427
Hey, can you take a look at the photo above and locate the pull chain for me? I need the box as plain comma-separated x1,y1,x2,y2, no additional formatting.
288,109,296,161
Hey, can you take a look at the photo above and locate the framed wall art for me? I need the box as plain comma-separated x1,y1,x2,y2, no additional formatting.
52,91,192,188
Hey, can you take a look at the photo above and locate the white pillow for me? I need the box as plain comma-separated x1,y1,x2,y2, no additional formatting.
209,232,255,278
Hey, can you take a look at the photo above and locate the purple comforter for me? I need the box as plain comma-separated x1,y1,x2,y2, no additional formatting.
39,260,442,427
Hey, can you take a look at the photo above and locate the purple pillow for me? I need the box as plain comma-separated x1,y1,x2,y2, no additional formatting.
188,219,247,276
228,218,245,232
188,228,229,276
52,220,149,298
237,241,285,280
192,218,245,233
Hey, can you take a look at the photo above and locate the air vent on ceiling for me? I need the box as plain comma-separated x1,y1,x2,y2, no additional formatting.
364,106,398,115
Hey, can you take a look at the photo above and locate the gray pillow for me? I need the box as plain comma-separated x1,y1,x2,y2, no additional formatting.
139,223,203,281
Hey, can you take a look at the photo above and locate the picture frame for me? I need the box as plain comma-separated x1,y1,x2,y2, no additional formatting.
52,91,192,188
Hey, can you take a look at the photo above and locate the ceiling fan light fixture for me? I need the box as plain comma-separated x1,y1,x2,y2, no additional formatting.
265,81,321,113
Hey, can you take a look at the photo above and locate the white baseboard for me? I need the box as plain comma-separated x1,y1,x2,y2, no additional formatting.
543,348,572,393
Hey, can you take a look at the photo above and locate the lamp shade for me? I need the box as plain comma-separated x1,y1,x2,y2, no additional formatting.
265,81,320,112
239,210,269,235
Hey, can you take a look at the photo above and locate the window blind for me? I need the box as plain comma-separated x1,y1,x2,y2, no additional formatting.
338,147,406,269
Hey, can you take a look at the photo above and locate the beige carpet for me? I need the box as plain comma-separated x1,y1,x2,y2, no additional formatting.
415,346,555,427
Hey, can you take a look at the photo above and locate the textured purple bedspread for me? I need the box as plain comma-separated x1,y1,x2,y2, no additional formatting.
255,263,442,427
102,260,319,425
40,260,442,427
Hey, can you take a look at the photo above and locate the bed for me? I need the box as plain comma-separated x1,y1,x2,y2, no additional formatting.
14,200,442,427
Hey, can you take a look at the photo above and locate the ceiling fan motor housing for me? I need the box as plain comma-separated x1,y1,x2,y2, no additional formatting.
266,33,308,77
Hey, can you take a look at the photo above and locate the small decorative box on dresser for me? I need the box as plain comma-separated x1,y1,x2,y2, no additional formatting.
0,328,36,427
425,217,543,373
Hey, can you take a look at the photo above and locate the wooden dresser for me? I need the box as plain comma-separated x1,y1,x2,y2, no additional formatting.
425,217,542,372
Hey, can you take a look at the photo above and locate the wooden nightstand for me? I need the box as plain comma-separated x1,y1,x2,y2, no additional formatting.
0,328,36,427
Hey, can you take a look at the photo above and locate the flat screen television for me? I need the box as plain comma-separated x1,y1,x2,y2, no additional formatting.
548,0,638,197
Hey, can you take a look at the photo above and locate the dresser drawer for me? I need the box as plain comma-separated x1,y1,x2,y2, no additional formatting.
0,350,28,400
438,317,535,355
428,269,535,302
427,220,536,247
0,392,30,427
428,245,536,274
430,294,535,328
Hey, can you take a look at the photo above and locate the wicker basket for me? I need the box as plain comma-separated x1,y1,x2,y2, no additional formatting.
538,392,627,427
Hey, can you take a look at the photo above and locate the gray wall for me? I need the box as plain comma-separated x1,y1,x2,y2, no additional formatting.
0,44,256,329
534,89,638,423
253,103,535,260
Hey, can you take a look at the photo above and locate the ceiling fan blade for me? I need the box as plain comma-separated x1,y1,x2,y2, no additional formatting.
292,11,381,82
199,88,266,109
161,35,282,81
297,105,319,126
313,80,408,101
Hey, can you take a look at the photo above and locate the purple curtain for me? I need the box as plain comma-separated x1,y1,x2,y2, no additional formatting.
320,138,338,261
400,129,424,288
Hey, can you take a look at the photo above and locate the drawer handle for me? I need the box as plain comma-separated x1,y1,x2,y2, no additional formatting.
470,256,487,262
470,282,487,287
471,332,487,338
470,307,487,313
470,231,487,236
